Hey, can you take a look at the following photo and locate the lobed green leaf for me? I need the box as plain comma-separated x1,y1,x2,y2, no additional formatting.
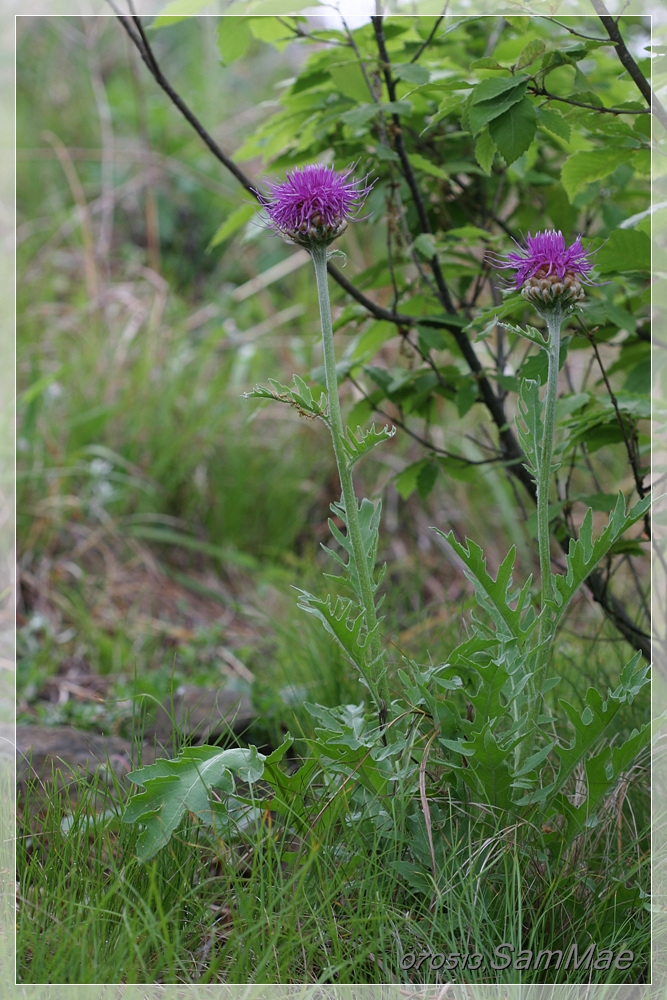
123,744,269,862
550,492,651,622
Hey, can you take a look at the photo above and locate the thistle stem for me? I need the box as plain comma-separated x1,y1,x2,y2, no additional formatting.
536,308,562,609
517,306,562,771
310,244,390,715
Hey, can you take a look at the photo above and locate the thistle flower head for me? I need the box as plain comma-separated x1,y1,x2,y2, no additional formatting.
493,230,598,311
254,163,375,248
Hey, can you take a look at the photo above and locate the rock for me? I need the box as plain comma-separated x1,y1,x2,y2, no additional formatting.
14,685,256,813
14,724,157,818
15,724,155,789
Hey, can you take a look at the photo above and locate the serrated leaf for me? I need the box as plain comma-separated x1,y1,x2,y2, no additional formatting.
393,62,431,86
248,16,292,47
489,97,537,165
323,495,384,607
421,91,469,135
153,0,216,25
413,233,438,258
123,744,266,861
470,57,505,70
396,459,428,500
475,128,496,175
515,378,542,483
290,68,330,95
551,492,652,621
417,461,438,500
341,100,412,129
440,738,476,756
469,78,529,136
342,423,396,469
519,658,650,838
217,17,252,65
434,531,536,640
295,590,379,677
208,202,255,250
471,74,530,104
520,336,569,386
594,229,650,274
446,721,520,810
633,149,651,175
513,740,555,778
561,148,629,203
409,153,451,181
516,39,545,70
417,325,448,352
535,106,571,141
500,320,547,350
244,375,328,420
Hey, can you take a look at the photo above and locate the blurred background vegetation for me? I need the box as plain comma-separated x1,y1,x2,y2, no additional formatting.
17,16,442,739
17,14,650,746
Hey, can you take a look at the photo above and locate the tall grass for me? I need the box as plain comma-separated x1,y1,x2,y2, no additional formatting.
17,730,650,985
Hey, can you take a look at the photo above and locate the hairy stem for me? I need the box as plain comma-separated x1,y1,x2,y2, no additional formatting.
517,308,561,771
310,244,390,715
536,309,561,609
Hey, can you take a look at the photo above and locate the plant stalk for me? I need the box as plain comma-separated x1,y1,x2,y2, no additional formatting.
517,306,562,771
310,243,390,715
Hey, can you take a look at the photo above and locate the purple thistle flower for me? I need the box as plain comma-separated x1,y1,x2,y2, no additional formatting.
492,230,598,311
494,230,597,289
254,163,376,248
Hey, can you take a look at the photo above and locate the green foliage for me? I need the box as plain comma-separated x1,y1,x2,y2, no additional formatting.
550,492,651,623
323,496,385,602
342,422,396,470
123,738,292,861
116,15,650,916
245,374,328,421
287,492,388,693
432,533,536,640
516,378,543,484
295,589,380,684
516,654,651,842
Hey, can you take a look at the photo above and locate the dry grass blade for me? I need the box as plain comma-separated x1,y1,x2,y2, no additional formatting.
419,728,438,911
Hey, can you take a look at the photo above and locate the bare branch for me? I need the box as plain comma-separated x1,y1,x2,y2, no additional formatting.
531,84,650,116
410,14,446,64
589,0,667,130
116,12,257,197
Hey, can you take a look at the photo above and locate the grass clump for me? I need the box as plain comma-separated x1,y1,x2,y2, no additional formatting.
17,726,649,984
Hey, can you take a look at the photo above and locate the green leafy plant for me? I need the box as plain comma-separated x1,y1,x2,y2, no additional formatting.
122,175,650,914
17,13,655,984
107,11,652,982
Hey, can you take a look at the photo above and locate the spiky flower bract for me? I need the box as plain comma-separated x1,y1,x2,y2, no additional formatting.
494,230,598,311
254,163,375,249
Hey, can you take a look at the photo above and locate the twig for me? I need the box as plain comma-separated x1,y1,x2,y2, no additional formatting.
589,0,667,130
348,374,508,467
541,16,607,43
116,11,257,197
410,14,445,64
372,15,458,317
275,17,348,48
531,84,650,116
580,325,650,531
